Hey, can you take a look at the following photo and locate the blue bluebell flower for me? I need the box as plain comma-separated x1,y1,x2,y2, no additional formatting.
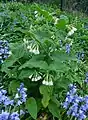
0,111,9,120
20,110,25,116
63,101,69,109
77,51,85,62
62,83,88,120
62,81,88,120
0,84,27,120
10,112,20,120
84,72,88,83
67,103,78,117
68,84,77,94
81,52,84,60
16,83,27,106
78,109,86,120
65,44,70,54
77,52,81,61
0,40,10,64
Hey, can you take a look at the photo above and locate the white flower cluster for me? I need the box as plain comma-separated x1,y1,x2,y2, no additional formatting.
42,80,53,86
53,16,59,25
67,26,77,37
28,73,53,86
51,34,55,39
27,44,40,55
23,38,28,44
34,11,38,18
29,74,42,82
23,38,40,55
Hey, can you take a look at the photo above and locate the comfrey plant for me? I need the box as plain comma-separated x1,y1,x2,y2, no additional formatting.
62,73,88,120
0,83,27,120
23,38,40,55
0,40,11,64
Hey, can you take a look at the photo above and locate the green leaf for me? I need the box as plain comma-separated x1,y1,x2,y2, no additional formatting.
49,61,67,71
18,69,34,79
56,15,69,29
48,101,60,118
10,43,25,59
56,19,66,29
35,5,53,21
7,67,18,78
39,85,53,108
52,51,76,61
36,99,42,112
1,43,26,72
9,80,20,94
26,97,37,119
19,57,48,70
1,55,17,72
29,30,52,44
60,15,69,24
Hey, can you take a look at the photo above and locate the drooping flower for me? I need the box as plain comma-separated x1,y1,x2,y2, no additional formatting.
65,44,70,54
67,27,77,37
27,43,40,55
20,110,25,116
31,75,42,82
42,80,53,86
10,112,20,120
16,83,27,106
62,82,88,120
0,40,10,64
84,72,88,83
0,83,27,120
0,111,9,120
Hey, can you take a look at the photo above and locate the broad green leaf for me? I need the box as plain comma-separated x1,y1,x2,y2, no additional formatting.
39,85,53,108
1,43,26,72
18,69,34,79
49,61,67,71
1,55,17,72
48,101,60,118
78,35,88,40
29,30,52,44
60,15,69,24
35,5,53,21
56,19,66,29
55,77,72,89
26,97,37,119
9,80,20,94
19,58,48,70
7,67,18,78
36,99,42,112
10,43,25,58
51,51,77,61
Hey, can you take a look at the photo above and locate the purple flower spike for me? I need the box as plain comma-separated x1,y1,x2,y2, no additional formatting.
62,83,88,120
65,44,70,54
16,83,27,106
0,40,10,64
84,72,88,83
10,112,20,120
0,111,9,120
